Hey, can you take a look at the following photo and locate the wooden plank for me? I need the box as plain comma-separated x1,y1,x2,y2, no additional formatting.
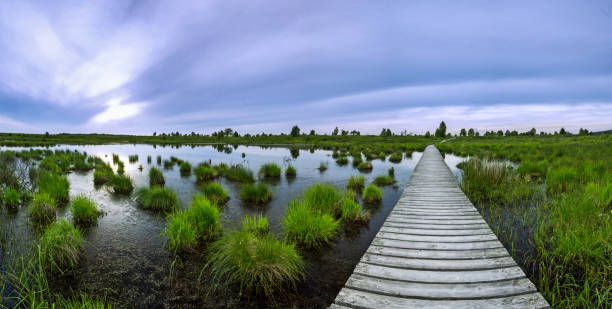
345,275,538,299
353,263,526,283
376,231,498,243
366,245,510,259
335,288,550,309
361,253,517,270
371,238,504,250
379,226,495,236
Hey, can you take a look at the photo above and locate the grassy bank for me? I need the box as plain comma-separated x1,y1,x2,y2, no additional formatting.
441,134,611,308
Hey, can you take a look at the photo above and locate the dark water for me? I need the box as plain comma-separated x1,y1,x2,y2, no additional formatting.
1,144,466,308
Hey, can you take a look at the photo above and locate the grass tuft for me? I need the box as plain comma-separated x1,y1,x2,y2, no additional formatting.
282,200,339,248
27,192,56,224
347,175,365,191
135,186,179,212
199,181,229,205
108,174,133,195
259,163,281,178
240,183,273,204
206,229,305,300
40,218,83,274
362,184,383,204
285,165,297,178
194,165,219,182
241,214,270,236
70,195,101,226
149,167,165,187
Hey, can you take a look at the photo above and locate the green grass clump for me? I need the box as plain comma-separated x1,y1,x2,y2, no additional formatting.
285,165,297,178
108,174,134,195
259,163,281,178
163,160,175,169
56,294,112,309
362,184,383,204
116,161,125,175
241,214,269,236
347,175,365,191
282,200,339,248
149,167,165,187
206,229,305,300
93,162,114,186
180,161,192,176
212,163,229,176
27,192,56,224
38,172,70,206
164,210,197,252
70,195,101,226
128,155,139,163
352,156,363,167
517,159,548,178
73,158,93,171
2,187,20,210
135,186,179,212
240,183,273,204
388,152,402,163
303,183,343,215
388,167,395,177
341,195,370,223
156,155,162,165
317,162,328,172
163,195,221,252
199,181,229,205
357,161,373,172
546,166,578,193
224,164,256,183
335,157,349,165
188,195,221,241
40,218,83,274
378,152,386,161
373,175,395,186
112,154,119,164
194,165,219,182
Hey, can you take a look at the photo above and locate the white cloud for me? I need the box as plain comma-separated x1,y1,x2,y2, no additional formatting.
90,98,144,124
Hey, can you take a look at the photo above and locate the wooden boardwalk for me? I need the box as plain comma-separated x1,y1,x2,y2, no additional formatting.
332,145,549,308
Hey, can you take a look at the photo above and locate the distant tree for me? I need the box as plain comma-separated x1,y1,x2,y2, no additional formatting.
528,128,536,136
505,130,510,136
497,130,503,136
233,131,240,137
460,128,467,137
475,131,480,137
425,131,431,138
341,130,348,136
579,128,590,135
468,128,475,137
559,127,567,135
350,130,360,136
290,148,299,159
332,127,339,136
309,129,316,136
290,125,300,137
435,121,447,138
45,131,50,137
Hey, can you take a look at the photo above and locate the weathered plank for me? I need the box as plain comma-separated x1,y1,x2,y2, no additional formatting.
332,145,549,308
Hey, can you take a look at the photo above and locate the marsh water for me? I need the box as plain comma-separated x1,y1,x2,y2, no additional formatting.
1,144,466,308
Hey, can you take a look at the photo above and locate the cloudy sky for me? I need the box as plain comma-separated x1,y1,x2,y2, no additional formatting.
1,1,611,135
